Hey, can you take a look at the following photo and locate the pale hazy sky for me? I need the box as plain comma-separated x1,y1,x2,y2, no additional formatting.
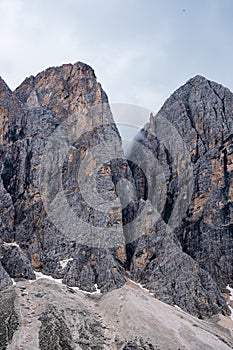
0,0,233,126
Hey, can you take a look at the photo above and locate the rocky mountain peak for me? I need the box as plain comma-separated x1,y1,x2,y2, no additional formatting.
0,62,129,294
0,63,232,349
127,73,232,317
15,62,108,120
0,76,12,97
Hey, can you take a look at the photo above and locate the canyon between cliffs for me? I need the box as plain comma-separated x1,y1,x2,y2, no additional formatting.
0,62,232,349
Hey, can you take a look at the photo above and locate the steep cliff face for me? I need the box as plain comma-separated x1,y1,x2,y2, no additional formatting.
165,76,233,289
0,65,232,329
0,62,133,293
127,75,232,316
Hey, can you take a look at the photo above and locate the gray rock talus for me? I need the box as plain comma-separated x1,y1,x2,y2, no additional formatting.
2,279,233,350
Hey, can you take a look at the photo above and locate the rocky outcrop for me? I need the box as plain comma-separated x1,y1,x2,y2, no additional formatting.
0,177,15,241
126,214,229,317
0,65,232,323
0,242,35,280
158,76,233,288
0,262,12,290
127,75,233,316
0,288,19,349
38,305,74,350
0,62,131,293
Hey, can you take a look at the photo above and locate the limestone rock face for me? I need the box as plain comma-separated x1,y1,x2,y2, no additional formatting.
0,242,35,280
0,62,129,293
0,262,12,290
127,214,229,317
0,177,15,239
127,75,232,316
0,65,232,324
165,76,233,289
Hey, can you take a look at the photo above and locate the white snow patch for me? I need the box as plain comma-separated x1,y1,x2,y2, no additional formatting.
3,241,20,248
227,285,233,300
30,271,102,295
59,258,73,269
31,271,63,284
174,305,181,309
67,285,101,295
128,278,154,296
94,283,101,294
226,285,233,321
11,279,16,286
